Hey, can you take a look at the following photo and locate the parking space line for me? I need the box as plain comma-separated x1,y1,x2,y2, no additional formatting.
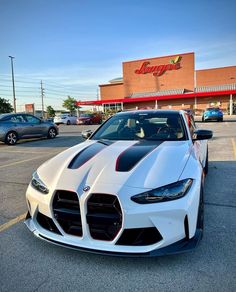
0,154,52,169
0,212,27,233
232,138,236,160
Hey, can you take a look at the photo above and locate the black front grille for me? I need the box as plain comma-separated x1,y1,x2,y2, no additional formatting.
36,211,62,235
52,190,82,236
116,227,163,246
87,194,122,241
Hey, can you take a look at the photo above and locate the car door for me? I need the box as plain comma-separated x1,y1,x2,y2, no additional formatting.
68,115,77,124
6,114,29,138
23,115,45,137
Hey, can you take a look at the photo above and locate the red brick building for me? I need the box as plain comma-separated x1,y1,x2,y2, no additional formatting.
77,52,236,115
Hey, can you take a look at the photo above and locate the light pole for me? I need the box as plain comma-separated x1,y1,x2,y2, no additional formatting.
9,56,16,113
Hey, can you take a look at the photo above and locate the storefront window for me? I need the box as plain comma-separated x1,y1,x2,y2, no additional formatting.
103,103,122,112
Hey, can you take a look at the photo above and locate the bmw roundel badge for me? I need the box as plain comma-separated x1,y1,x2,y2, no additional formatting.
83,186,90,192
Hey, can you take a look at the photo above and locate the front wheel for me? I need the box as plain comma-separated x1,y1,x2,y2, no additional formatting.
66,120,71,125
5,131,18,145
47,128,57,139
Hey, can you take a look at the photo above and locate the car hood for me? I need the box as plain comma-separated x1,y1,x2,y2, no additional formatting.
38,140,192,192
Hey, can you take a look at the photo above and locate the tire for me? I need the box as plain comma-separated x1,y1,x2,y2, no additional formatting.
66,120,71,125
47,127,57,139
204,148,208,175
202,117,205,122
5,131,18,145
197,187,204,234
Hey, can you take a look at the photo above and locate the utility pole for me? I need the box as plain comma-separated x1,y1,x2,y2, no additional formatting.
40,80,45,119
9,56,16,113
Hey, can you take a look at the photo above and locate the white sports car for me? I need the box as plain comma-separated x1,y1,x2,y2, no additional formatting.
25,110,212,256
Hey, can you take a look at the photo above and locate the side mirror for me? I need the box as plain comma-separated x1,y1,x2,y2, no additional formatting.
192,129,213,141
82,130,93,139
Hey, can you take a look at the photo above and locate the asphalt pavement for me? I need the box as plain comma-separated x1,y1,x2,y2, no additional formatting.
0,120,236,292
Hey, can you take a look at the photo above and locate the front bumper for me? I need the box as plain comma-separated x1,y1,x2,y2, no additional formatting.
25,179,201,256
204,115,222,121
25,214,202,257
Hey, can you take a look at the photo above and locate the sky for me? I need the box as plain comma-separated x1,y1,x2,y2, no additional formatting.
0,0,236,111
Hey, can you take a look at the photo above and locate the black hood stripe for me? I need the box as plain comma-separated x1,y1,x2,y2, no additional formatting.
68,141,113,169
116,141,163,172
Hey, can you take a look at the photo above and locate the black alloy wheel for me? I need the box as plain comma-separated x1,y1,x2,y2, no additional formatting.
5,131,18,145
47,128,57,139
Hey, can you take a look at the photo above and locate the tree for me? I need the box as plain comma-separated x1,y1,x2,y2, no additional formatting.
0,97,14,113
46,105,56,117
62,96,79,114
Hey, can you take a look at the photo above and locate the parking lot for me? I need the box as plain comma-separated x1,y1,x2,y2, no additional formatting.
1,120,236,292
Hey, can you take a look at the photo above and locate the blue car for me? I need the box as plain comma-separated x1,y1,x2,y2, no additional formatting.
202,107,223,122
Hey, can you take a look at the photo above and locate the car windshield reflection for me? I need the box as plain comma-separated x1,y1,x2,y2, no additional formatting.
91,112,187,141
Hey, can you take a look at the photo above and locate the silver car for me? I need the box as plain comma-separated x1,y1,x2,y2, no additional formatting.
0,113,58,145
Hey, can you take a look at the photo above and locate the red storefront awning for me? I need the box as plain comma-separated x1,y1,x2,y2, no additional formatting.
76,90,236,106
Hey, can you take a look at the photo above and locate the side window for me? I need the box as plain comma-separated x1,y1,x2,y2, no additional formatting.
24,115,40,124
99,119,122,138
10,115,25,123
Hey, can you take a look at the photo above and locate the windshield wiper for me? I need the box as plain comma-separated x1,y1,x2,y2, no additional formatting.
97,139,114,146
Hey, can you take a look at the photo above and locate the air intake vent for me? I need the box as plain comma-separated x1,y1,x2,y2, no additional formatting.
36,211,61,235
52,190,82,236
116,227,163,246
87,194,122,241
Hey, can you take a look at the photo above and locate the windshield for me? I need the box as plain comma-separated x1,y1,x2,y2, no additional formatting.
0,114,11,120
91,112,187,141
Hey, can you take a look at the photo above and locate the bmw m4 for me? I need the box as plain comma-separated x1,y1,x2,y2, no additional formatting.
25,110,212,256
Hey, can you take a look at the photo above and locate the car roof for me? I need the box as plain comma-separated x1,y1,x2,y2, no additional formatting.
0,113,37,120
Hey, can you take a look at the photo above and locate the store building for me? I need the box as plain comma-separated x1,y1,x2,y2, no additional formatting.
77,52,236,115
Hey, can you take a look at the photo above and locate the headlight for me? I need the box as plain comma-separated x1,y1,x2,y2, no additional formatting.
131,179,193,204
31,171,49,194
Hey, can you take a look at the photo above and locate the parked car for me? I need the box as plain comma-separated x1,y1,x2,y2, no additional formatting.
0,113,58,145
25,110,213,256
77,113,102,125
202,107,223,122
54,114,77,125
